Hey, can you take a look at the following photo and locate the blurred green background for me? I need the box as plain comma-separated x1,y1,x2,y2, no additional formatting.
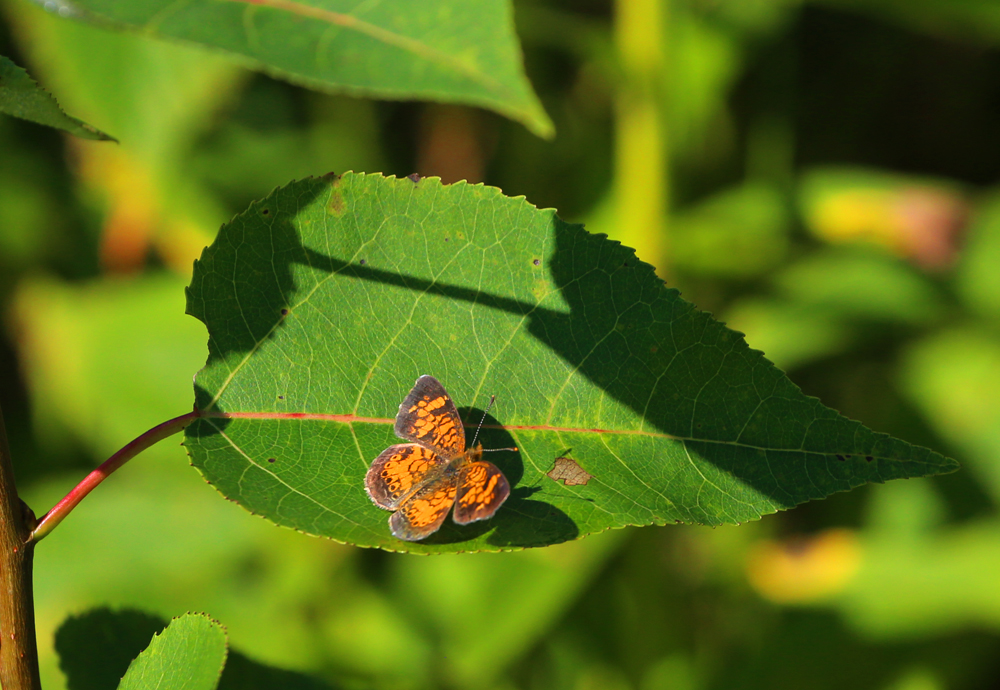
3,0,1000,687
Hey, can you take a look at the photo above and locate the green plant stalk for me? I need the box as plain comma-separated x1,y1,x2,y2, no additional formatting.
30,410,200,543
0,401,41,690
614,0,670,275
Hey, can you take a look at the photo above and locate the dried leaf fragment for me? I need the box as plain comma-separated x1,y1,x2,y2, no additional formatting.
547,456,593,486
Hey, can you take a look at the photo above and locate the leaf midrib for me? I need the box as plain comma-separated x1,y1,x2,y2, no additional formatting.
197,411,930,468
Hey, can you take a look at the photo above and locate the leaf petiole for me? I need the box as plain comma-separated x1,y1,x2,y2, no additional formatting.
29,410,201,543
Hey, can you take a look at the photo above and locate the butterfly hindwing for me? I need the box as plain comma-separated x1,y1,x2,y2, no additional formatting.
390,470,460,541
453,460,510,525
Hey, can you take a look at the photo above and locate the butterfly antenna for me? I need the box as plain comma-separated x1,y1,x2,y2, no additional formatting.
473,394,519,453
470,395,495,448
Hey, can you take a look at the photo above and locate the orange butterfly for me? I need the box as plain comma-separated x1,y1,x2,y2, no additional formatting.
365,375,515,541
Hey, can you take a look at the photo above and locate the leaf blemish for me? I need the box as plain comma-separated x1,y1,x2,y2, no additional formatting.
281,308,289,316
359,259,367,266
261,208,270,216
547,456,593,486
866,456,874,462
836,454,846,461
267,458,276,464
328,191,345,216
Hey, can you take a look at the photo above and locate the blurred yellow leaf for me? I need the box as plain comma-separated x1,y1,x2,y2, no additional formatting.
801,167,969,271
746,528,862,603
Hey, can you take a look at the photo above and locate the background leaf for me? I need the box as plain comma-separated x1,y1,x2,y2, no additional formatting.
0,54,114,139
55,609,331,690
183,173,956,554
61,0,552,137
117,613,227,690
56,609,166,690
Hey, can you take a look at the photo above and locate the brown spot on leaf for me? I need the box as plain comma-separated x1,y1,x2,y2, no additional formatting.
547,456,593,486
328,190,345,216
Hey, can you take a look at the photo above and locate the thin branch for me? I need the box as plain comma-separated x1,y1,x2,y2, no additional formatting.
30,410,200,543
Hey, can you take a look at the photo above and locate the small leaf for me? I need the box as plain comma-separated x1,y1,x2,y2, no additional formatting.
0,54,115,140
56,609,332,690
183,173,958,554
56,609,167,690
62,0,553,137
118,613,227,690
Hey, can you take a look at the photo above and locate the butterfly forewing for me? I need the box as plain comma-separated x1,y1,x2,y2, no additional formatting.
390,471,460,541
453,460,510,525
394,375,466,458
365,443,447,510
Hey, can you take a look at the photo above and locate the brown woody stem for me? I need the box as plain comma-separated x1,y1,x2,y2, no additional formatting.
0,401,41,690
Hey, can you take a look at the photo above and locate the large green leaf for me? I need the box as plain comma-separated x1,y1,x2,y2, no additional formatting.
0,54,114,140
62,0,552,137
117,614,227,690
183,173,957,554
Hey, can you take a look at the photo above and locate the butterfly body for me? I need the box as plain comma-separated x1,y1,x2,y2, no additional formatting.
365,375,512,541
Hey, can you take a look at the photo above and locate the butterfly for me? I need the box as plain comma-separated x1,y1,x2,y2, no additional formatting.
364,375,515,541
